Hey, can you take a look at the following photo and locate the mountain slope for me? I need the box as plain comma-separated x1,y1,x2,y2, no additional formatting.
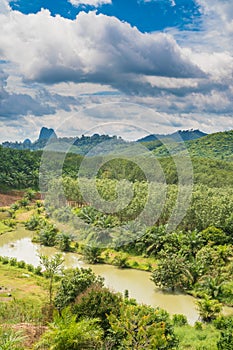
138,129,207,143
149,130,233,160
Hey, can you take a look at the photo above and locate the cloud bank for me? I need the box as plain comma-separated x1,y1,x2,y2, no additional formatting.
0,9,205,89
0,1,233,140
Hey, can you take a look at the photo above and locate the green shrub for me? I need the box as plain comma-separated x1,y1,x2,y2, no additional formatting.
172,314,188,326
217,330,233,349
214,315,233,330
10,203,19,211
9,257,17,266
34,266,43,276
130,260,139,268
27,264,34,272
2,256,9,264
0,327,25,350
4,219,16,228
195,321,203,330
17,260,26,269
113,253,129,268
25,215,41,230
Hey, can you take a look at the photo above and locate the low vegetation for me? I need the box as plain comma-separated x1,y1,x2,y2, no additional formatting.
1,129,233,348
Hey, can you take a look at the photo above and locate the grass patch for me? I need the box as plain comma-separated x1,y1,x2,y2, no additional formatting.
16,208,35,222
0,221,11,234
0,263,46,303
0,211,10,220
175,324,220,350
101,249,157,271
0,263,49,326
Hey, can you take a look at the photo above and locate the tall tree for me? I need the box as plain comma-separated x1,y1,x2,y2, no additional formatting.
39,253,64,307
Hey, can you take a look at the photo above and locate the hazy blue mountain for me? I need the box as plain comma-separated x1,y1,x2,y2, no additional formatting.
137,129,207,143
38,127,57,140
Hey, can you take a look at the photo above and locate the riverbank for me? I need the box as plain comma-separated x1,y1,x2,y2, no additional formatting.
0,256,225,350
1,203,233,322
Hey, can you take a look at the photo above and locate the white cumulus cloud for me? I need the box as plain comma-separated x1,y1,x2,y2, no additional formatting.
0,1,233,140
0,9,205,92
69,0,112,7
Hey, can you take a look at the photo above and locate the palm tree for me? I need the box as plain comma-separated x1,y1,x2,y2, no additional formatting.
198,275,225,299
34,308,103,350
196,296,222,322
0,328,25,350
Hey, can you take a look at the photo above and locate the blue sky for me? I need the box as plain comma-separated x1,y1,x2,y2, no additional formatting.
0,0,233,141
9,0,201,32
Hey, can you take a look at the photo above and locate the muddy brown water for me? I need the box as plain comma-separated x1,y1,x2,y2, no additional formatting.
0,227,232,325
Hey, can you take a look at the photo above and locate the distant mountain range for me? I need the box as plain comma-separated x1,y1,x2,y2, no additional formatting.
2,127,233,161
2,127,207,153
141,129,233,161
137,129,207,143
2,127,124,154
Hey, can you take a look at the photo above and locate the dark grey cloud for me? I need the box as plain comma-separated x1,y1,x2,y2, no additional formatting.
0,71,78,120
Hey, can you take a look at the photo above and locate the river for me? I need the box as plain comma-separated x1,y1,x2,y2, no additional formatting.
0,227,232,325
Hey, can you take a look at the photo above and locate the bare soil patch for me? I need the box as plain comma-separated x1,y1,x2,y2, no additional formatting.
4,323,47,349
0,190,24,207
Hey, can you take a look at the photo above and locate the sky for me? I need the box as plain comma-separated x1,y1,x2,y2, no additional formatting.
0,0,233,141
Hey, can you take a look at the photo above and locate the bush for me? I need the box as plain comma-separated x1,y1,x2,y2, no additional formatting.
4,219,16,228
9,257,17,266
27,264,35,272
2,256,9,264
172,314,188,326
214,315,233,330
24,189,36,201
8,209,16,218
54,268,104,310
17,260,26,269
10,203,19,211
196,296,222,322
74,285,123,332
36,200,43,208
18,198,29,207
194,321,203,330
34,309,103,350
0,327,25,350
130,260,139,268
34,266,43,276
25,215,41,230
113,253,129,268
82,245,103,264
108,304,178,349
217,330,233,349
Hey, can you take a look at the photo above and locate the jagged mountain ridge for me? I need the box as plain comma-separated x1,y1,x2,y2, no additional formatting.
2,128,207,152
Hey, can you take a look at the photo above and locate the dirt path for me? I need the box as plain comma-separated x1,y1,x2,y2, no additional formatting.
16,210,35,222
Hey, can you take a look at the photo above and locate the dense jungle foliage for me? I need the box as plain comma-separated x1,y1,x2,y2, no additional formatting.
1,129,233,349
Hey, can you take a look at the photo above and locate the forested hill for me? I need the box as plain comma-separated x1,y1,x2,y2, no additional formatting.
182,130,233,160
1,128,233,190
3,128,233,161
2,133,124,154
144,130,233,161
0,146,41,190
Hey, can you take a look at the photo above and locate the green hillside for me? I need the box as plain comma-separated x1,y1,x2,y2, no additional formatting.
143,130,233,160
184,130,233,160
1,129,233,191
